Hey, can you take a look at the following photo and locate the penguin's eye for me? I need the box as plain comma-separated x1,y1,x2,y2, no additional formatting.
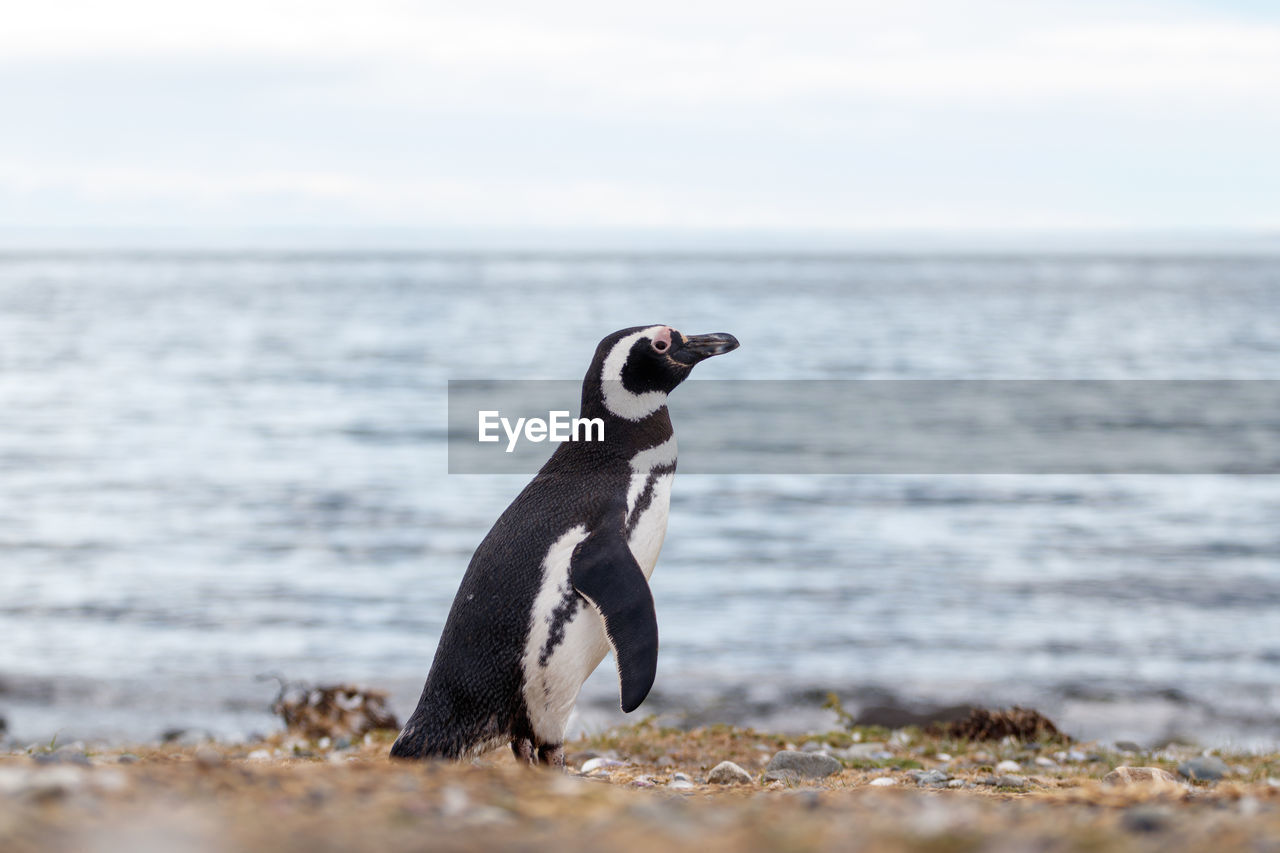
652,339,669,353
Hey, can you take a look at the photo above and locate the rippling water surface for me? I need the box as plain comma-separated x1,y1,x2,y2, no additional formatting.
1,252,1278,747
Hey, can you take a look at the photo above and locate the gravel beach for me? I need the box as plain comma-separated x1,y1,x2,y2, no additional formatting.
3,723,1278,853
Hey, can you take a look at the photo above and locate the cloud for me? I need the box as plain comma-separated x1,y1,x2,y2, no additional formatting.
6,0,1280,104
1,0,1278,229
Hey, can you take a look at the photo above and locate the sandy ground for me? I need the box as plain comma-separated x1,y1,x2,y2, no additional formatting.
2,722,1278,853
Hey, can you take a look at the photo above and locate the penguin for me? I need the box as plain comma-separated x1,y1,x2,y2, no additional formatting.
390,325,739,765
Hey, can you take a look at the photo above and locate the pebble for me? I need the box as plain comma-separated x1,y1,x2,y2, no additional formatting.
1177,756,1229,782
246,749,272,762
32,751,90,767
868,777,897,787
1102,766,1180,788
946,779,966,788
909,769,950,787
934,753,952,762
1122,805,1172,833
765,750,841,780
194,747,224,768
667,779,696,790
1115,741,1143,753
655,755,676,768
995,774,1029,788
580,757,626,775
707,761,753,785
1034,756,1057,768
995,760,1020,773
630,776,656,788
800,741,826,753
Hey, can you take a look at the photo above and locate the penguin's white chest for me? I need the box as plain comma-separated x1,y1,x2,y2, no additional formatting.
520,440,675,742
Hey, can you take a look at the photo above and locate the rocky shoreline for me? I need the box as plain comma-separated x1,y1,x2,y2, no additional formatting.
2,721,1278,852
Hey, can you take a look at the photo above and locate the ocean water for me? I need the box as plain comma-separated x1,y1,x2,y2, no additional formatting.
1,251,1278,748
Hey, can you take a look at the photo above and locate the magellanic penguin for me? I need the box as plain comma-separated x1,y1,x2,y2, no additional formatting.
390,325,739,766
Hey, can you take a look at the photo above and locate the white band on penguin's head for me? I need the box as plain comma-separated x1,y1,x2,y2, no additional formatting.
601,326,669,421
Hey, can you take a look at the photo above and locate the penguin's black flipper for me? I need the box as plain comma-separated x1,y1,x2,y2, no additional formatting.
570,515,658,713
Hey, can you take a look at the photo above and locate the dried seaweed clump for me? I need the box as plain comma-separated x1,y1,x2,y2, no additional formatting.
271,681,400,740
929,706,1068,743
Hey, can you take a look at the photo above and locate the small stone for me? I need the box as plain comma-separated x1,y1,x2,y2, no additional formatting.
1177,756,1229,782
54,748,91,766
1115,741,1142,753
934,753,952,762
1103,766,1180,788
995,759,1020,773
631,776,656,788
1034,756,1057,768
840,742,889,758
247,749,272,762
763,769,800,784
946,779,965,788
667,779,695,790
996,774,1028,788
910,769,951,787
765,750,841,780
869,777,897,787
580,757,625,775
1268,777,1280,788
655,755,676,768
116,754,139,765
1122,805,1171,833
194,747,223,768
800,741,825,753
707,761,753,785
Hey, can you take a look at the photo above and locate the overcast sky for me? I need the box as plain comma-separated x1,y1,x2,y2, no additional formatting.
2,0,1277,232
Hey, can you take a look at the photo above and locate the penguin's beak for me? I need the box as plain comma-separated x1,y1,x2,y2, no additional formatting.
679,332,740,362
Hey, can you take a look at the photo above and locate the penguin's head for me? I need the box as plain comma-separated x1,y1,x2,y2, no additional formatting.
588,325,739,421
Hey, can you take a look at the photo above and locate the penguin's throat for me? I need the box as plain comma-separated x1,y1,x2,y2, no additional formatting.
577,396,673,450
